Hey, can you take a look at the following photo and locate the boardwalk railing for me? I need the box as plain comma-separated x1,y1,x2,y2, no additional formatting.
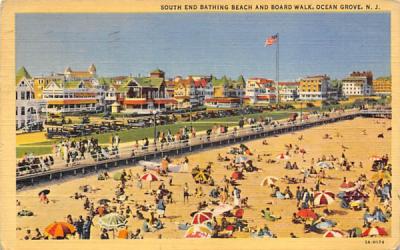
16,108,390,186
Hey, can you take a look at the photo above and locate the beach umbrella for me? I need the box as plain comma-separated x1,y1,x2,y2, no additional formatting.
192,211,213,225
192,169,211,183
260,176,279,186
314,191,335,206
44,221,76,239
235,156,248,164
140,172,160,188
38,189,50,196
316,162,333,169
231,171,242,180
315,221,335,230
372,171,391,181
113,172,123,181
362,226,388,237
184,225,212,238
296,209,318,220
276,154,290,160
323,230,345,238
369,156,382,161
212,204,234,216
141,172,160,182
98,199,111,205
339,182,358,192
98,213,127,230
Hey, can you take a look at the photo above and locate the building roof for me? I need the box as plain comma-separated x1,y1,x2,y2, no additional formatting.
16,66,31,83
63,80,93,89
133,77,164,88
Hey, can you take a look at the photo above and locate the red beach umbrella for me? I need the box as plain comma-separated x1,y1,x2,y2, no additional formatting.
362,226,388,237
192,211,213,225
323,230,345,238
296,208,318,220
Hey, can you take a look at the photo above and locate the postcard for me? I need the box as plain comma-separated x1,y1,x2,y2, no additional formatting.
0,0,399,249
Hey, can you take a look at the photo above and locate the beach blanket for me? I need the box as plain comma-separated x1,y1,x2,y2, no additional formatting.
139,160,182,173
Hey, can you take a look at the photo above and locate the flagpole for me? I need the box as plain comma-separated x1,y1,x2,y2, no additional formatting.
276,33,280,105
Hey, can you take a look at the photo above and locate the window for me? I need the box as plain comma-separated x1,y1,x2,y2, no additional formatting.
21,107,25,115
16,92,18,100
16,107,18,115
20,92,25,100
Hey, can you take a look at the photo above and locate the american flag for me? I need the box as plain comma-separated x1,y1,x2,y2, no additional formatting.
265,34,278,46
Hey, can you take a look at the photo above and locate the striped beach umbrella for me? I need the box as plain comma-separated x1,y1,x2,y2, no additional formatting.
323,230,345,238
192,211,213,225
314,191,335,206
98,213,127,230
184,225,212,238
141,172,160,188
339,182,358,192
44,222,76,239
141,172,160,182
362,226,388,237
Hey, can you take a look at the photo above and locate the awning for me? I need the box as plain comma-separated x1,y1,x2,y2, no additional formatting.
47,99,96,105
123,99,148,105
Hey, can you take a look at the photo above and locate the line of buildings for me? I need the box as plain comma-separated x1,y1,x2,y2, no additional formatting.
15,65,391,129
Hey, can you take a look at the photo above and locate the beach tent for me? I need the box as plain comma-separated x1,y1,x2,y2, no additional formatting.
323,230,345,238
192,211,213,225
98,213,127,230
260,176,279,186
212,204,234,216
314,191,335,206
44,221,76,239
184,225,212,238
296,209,318,220
316,162,334,169
361,226,388,237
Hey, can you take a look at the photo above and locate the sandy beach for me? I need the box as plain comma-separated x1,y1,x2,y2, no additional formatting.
16,117,392,239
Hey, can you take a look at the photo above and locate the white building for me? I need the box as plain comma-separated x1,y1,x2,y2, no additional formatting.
278,82,299,102
342,76,371,96
42,80,103,113
245,78,277,104
16,78,45,129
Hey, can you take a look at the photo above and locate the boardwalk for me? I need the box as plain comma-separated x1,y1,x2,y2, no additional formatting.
16,108,391,186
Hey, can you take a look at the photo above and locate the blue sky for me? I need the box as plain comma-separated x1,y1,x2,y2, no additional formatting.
16,13,390,80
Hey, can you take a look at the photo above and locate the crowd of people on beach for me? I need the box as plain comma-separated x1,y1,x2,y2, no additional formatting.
17,108,392,239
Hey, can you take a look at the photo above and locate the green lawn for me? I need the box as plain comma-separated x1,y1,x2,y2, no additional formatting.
17,111,292,157
17,146,52,158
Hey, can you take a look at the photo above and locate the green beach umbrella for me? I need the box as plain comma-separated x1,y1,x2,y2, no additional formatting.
98,213,127,230
113,172,123,181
